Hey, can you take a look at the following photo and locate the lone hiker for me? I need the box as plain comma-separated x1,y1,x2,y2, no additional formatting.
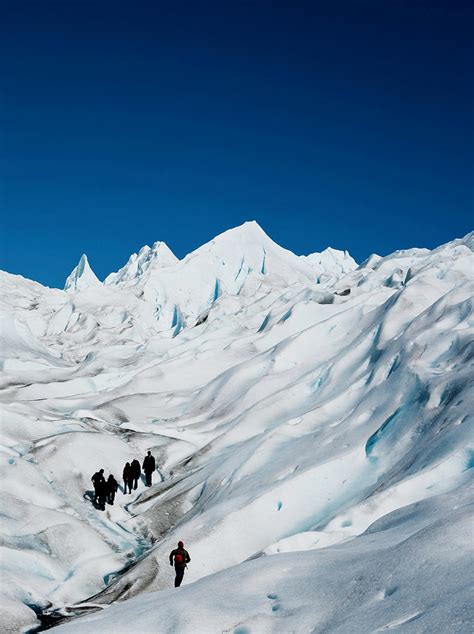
107,474,118,505
142,450,156,487
131,458,141,490
91,468,105,503
123,462,133,494
169,540,191,587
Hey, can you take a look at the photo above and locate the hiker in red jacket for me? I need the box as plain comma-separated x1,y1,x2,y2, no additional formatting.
169,540,191,587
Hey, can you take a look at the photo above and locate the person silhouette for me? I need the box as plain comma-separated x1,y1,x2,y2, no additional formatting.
106,474,118,504
123,462,132,494
91,468,105,504
96,477,107,511
169,540,191,587
142,450,156,487
131,458,141,490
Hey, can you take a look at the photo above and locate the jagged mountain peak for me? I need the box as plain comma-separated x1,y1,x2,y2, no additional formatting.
222,219,269,240
192,220,275,255
179,220,319,288
64,254,101,291
150,240,177,256
303,246,357,266
102,222,359,318
105,241,178,286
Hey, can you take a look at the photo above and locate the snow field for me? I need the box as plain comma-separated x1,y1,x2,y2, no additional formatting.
0,223,472,632
55,484,473,633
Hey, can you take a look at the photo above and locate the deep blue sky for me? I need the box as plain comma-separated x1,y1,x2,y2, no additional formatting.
1,1,472,288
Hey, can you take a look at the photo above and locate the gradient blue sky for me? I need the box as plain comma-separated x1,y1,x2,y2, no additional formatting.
1,1,472,288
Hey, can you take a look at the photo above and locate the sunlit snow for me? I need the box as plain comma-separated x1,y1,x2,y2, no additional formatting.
0,222,472,633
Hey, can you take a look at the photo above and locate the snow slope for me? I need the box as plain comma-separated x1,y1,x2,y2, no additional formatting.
0,223,472,633
54,483,474,634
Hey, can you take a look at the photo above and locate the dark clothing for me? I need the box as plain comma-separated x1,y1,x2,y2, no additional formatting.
123,464,132,494
131,459,141,477
174,566,185,588
91,471,105,503
96,479,107,510
131,459,141,490
91,471,105,486
169,548,191,587
169,548,190,567
142,454,156,487
143,454,156,472
106,476,118,504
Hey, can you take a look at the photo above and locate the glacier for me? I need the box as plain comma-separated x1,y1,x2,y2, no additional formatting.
0,222,472,633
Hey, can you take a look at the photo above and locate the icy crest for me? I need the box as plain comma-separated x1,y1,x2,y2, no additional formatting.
64,254,101,291
101,221,357,330
105,241,178,286
97,221,355,334
303,246,357,283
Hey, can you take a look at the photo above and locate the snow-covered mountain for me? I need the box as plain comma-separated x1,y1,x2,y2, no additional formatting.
104,241,179,286
0,223,472,633
64,254,102,292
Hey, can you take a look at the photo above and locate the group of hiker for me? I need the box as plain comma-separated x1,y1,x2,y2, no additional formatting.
91,470,119,510
91,452,191,588
123,451,156,493
91,450,157,509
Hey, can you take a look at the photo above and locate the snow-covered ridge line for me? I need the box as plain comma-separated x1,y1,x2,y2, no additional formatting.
1,220,355,291
103,221,356,289
3,220,359,341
